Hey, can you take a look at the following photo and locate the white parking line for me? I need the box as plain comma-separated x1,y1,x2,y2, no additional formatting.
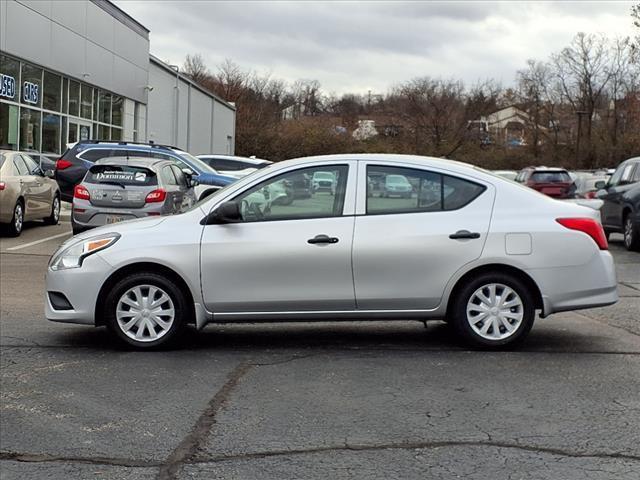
6,232,71,251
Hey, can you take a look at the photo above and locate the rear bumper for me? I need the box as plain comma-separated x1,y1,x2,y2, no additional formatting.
72,203,164,229
527,251,618,317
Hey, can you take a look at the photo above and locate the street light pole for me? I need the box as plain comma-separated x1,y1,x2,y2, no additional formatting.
169,65,180,147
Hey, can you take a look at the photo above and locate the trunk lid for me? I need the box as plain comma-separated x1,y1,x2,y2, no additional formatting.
84,165,158,208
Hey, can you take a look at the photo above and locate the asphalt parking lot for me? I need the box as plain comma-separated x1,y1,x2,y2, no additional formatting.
0,214,639,479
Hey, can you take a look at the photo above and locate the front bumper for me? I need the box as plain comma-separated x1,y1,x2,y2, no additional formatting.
45,253,113,325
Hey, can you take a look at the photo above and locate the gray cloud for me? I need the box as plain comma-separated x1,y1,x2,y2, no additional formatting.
115,1,636,94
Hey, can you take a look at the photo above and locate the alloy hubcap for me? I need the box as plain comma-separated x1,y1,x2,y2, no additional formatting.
116,285,175,342
53,198,60,222
14,205,23,232
466,283,524,341
624,219,633,247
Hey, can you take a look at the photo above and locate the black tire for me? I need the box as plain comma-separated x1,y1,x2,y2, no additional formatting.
603,229,611,241
450,272,536,349
104,272,189,349
44,194,61,225
6,200,24,237
71,217,86,235
623,213,640,252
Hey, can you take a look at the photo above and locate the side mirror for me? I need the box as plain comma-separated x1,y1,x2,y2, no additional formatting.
44,169,55,179
594,180,606,190
201,201,241,225
182,168,195,177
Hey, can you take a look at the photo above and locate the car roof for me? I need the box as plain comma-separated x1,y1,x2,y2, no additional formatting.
197,154,271,165
94,156,170,168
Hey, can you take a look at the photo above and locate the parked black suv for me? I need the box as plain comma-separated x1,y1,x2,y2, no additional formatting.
54,141,235,202
596,157,640,251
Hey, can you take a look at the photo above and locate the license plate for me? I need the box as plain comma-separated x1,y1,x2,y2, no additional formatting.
106,215,125,224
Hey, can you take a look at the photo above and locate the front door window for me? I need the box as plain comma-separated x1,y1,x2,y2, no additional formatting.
233,165,349,222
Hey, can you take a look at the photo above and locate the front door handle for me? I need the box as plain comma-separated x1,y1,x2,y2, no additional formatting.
308,234,339,245
449,230,481,240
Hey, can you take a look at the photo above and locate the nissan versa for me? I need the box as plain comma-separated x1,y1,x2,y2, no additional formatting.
45,155,618,349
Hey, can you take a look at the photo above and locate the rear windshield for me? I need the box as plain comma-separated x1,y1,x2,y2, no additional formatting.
531,171,571,183
85,165,158,186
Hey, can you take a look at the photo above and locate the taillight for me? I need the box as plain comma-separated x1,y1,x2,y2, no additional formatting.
73,185,90,200
56,159,72,170
145,189,166,203
556,217,608,250
585,191,596,199
0,182,5,191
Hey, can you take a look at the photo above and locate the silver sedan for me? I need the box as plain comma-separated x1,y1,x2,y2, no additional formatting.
45,154,618,349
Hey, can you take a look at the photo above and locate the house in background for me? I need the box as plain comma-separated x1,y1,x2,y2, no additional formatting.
470,106,546,147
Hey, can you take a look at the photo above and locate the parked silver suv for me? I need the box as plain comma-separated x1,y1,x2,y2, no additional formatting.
72,157,197,234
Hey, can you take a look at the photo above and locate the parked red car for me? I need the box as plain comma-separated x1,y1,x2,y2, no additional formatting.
515,167,576,199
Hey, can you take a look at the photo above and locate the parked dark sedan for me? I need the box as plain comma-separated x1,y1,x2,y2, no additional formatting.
597,157,640,251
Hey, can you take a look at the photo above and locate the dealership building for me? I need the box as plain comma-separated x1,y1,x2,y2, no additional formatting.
0,0,236,157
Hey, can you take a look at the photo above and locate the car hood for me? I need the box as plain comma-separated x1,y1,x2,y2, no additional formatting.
72,216,169,240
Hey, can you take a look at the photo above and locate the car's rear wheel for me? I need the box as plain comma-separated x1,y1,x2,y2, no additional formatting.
623,213,640,252
6,201,24,237
451,272,535,348
104,272,188,349
44,195,60,225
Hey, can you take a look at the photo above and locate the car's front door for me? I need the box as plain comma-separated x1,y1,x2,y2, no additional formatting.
22,154,51,215
12,155,41,219
353,163,495,310
601,162,637,229
200,162,356,313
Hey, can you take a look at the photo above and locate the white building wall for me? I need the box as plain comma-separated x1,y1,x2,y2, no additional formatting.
146,58,235,153
122,99,136,141
213,101,235,154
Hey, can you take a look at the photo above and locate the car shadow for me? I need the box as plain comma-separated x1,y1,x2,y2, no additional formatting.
49,319,622,354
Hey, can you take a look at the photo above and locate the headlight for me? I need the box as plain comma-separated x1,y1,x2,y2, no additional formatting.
49,233,120,271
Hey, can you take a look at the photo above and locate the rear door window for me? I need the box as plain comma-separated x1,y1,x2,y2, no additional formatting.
366,165,486,215
13,156,29,176
85,165,158,186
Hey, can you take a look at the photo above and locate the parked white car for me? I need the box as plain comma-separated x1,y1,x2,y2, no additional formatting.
46,154,617,349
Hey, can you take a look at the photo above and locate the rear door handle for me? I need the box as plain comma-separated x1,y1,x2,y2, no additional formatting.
449,230,481,240
308,234,339,245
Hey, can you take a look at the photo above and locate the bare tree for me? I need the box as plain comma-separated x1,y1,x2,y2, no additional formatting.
182,54,210,84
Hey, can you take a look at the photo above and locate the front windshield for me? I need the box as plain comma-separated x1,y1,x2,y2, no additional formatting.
174,150,218,174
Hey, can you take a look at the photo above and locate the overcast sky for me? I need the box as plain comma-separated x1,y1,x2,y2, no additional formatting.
115,1,637,95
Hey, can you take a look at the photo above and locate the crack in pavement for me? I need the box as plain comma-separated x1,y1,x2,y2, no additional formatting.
156,361,253,480
0,451,160,468
188,440,640,465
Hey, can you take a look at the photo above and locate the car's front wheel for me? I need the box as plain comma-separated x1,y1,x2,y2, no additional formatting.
623,213,640,252
104,272,189,349
44,195,60,225
451,272,535,348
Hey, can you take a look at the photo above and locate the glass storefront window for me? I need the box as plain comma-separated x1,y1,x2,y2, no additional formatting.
0,103,20,149
43,71,61,112
42,113,61,153
81,84,92,119
98,91,111,124
61,117,67,148
93,90,98,120
21,63,42,108
111,95,123,126
98,124,110,140
62,78,68,114
19,107,41,151
1,55,20,103
111,127,122,141
68,80,79,117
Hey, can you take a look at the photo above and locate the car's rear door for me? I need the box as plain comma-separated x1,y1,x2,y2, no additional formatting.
353,162,495,310
200,162,357,314
12,155,42,219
